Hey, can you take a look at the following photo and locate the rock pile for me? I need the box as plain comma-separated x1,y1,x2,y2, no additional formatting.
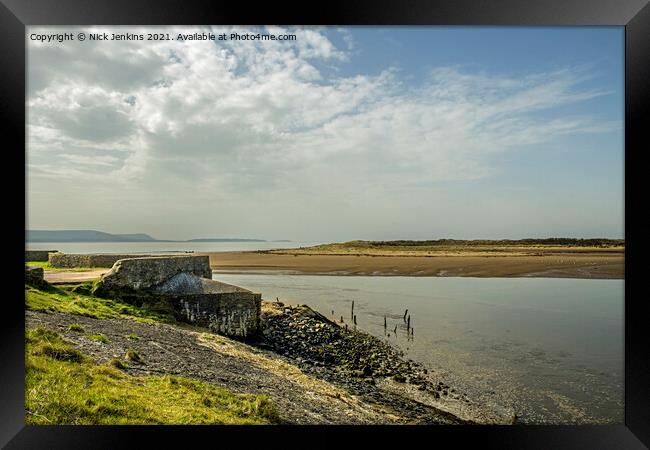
260,302,463,402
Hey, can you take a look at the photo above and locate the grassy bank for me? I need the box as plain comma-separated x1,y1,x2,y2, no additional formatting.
25,327,277,424
25,283,172,324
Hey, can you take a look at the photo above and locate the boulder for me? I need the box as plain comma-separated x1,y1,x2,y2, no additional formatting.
25,266,45,286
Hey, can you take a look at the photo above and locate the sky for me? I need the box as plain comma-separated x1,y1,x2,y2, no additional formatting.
26,26,624,241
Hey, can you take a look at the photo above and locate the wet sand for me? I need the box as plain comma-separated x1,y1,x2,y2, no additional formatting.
207,252,624,279
42,249,624,283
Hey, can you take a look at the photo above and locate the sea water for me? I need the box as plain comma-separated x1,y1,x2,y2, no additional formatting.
214,274,624,424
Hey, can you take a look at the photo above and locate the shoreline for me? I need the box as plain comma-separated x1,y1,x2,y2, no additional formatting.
26,285,508,424
37,248,625,283
205,251,624,280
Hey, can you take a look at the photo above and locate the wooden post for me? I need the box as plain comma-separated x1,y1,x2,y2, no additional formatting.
353,315,357,325
403,309,408,321
351,300,355,320
407,315,410,331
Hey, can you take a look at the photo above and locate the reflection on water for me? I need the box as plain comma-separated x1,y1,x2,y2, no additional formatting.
214,274,624,424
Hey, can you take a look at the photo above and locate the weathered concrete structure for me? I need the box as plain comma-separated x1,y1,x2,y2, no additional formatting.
96,255,212,293
94,256,260,338
26,250,58,262
48,252,176,268
152,273,261,337
25,266,45,286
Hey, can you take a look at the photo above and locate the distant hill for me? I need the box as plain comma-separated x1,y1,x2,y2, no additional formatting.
26,230,161,243
26,230,271,243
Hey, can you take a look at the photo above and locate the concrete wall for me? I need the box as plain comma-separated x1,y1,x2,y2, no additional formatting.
147,292,262,338
48,253,156,268
26,250,58,262
92,256,260,338
96,255,212,293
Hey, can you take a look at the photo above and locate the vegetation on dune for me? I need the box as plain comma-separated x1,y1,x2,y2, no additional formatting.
25,283,174,325
316,238,623,248
25,327,278,425
295,238,624,253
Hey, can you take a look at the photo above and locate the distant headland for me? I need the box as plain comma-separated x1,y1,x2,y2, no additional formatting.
26,229,285,243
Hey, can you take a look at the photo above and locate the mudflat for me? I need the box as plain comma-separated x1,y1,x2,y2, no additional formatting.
207,251,624,279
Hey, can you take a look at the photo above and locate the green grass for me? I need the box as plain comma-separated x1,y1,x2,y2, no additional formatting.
301,238,625,252
25,284,175,325
87,334,109,344
126,333,139,340
110,358,128,370
25,327,278,425
25,261,97,272
25,261,51,269
68,324,84,332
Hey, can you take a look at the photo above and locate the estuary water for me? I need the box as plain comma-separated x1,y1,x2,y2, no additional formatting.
26,241,322,254
214,274,624,424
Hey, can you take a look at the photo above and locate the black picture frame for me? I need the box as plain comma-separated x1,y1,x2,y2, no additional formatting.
2,0,648,447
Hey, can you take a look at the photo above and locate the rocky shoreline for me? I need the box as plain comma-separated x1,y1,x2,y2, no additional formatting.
26,286,515,424
257,301,515,424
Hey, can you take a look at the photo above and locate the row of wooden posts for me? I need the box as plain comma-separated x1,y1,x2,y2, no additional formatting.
329,300,414,340
276,296,414,339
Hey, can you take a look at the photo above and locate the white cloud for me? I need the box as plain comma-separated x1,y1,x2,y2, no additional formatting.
26,26,621,239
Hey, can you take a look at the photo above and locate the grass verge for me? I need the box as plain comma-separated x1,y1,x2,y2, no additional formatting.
26,327,277,424
25,283,174,325
25,261,98,272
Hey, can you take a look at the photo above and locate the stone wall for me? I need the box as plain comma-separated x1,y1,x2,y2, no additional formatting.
48,253,156,268
26,250,58,262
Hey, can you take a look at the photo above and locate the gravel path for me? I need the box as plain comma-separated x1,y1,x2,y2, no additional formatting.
27,301,513,424
26,311,416,424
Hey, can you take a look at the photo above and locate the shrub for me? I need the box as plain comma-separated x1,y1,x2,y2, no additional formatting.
87,334,109,344
109,358,128,370
68,323,84,332
125,349,143,363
